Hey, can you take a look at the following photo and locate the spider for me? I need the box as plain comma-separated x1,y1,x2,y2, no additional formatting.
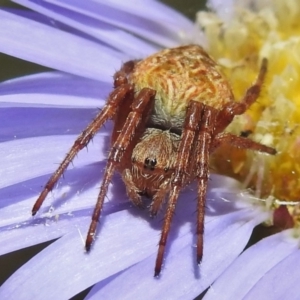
32,45,276,277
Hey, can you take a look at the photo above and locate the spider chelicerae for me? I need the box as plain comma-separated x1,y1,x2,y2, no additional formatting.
32,45,276,276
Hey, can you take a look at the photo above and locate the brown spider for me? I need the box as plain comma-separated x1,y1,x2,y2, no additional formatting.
32,45,276,277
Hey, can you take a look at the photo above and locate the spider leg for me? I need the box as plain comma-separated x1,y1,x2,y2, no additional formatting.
32,83,134,215
32,60,139,215
195,106,218,264
154,100,204,277
85,88,156,250
215,58,267,134
212,133,276,155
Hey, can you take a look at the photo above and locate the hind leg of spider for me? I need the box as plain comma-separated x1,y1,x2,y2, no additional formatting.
32,64,135,216
85,88,156,251
215,58,268,134
212,133,276,155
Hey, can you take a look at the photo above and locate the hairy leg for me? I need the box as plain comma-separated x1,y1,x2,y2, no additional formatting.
154,100,204,277
32,83,133,215
85,88,156,250
195,106,218,264
32,61,139,215
215,58,268,134
149,178,171,217
212,132,276,155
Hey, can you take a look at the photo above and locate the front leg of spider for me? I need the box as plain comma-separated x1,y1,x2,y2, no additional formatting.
85,88,156,250
149,178,171,217
195,106,218,264
31,62,136,216
154,100,205,277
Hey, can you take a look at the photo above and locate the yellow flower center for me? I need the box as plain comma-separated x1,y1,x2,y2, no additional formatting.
197,1,300,226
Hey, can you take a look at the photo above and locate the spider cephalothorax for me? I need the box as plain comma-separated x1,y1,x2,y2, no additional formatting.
32,45,276,276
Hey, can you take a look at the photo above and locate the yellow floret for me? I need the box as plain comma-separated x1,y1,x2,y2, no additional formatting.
197,1,300,225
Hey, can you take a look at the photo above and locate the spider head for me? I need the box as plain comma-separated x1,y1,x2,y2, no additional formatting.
132,128,180,179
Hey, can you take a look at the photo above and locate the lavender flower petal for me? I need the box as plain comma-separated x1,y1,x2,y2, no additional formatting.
90,0,200,42
92,0,193,26
0,134,107,196
0,208,172,299
87,207,266,300
245,238,300,299
0,199,130,255
204,230,299,299
40,0,194,47
11,0,158,57
0,72,110,108
0,10,126,79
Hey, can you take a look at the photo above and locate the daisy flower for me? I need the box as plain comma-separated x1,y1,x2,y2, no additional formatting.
0,0,299,299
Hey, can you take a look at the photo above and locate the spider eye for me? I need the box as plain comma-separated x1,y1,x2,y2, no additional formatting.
144,158,157,170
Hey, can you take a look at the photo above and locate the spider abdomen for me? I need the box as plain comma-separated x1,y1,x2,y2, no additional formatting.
130,45,234,130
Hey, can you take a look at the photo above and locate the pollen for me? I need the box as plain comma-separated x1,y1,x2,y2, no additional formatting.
197,1,300,226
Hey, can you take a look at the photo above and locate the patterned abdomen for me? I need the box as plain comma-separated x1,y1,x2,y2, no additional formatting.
130,45,234,130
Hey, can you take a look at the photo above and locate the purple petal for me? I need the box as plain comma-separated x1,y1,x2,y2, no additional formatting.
0,134,109,200
244,237,300,299
0,135,130,254
91,0,200,42
0,72,111,108
0,10,126,79
92,0,192,26
41,0,194,47
204,229,299,299
0,208,171,299
11,0,158,57
86,207,264,299
0,199,130,255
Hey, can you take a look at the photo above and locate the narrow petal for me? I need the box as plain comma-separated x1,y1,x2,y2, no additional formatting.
0,72,110,108
244,239,300,299
0,10,126,79
40,0,192,47
204,230,299,299
0,208,168,300
92,0,193,26
0,133,107,195
0,200,130,255
10,1,158,56
0,105,110,142
87,208,265,300
91,0,200,42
